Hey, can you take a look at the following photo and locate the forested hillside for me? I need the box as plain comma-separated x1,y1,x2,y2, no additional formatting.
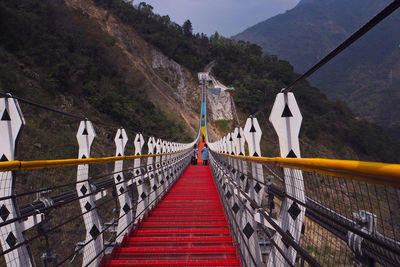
233,0,400,127
92,0,400,163
0,0,399,165
0,0,199,161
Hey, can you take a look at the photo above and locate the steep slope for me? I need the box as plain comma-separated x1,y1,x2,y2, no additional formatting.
0,0,207,163
233,0,400,127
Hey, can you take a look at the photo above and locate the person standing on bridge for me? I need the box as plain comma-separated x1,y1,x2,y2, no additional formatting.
192,144,199,165
201,143,209,166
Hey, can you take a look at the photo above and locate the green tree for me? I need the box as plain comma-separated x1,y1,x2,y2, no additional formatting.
182,19,193,37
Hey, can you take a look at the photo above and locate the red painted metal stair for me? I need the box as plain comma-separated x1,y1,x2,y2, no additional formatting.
103,159,241,266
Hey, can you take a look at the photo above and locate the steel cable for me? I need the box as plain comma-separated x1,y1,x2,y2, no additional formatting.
253,0,400,116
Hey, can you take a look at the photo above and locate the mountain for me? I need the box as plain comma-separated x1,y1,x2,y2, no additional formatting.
233,0,400,127
1,0,400,263
0,0,399,163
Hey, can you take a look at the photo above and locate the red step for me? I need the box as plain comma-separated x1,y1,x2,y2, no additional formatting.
134,228,231,236
107,259,241,266
103,153,241,266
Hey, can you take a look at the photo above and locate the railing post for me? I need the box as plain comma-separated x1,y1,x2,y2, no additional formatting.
162,141,170,188
155,139,164,197
113,128,131,243
167,142,173,182
133,133,147,224
76,120,103,267
0,96,37,267
268,92,305,266
233,127,248,190
147,137,156,208
242,117,264,267
231,127,248,252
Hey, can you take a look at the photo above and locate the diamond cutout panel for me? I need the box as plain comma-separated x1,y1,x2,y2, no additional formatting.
116,175,122,182
6,232,17,248
141,192,147,200
152,185,157,191
89,225,100,240
225,191,232,200
80,185,87,195
123,203,130,213
288,202,301,221
240,174,245,181
254,183,262,194
0,205,10,221
119,187,125,194
160,180,164,185
243,223,254,239
232,203,240,214
84,202,92,211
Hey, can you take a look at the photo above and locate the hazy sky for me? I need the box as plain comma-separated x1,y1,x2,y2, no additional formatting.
142,0,300,37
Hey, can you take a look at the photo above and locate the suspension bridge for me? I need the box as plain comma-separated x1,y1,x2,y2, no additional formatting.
0,70,399,267
1,1,400,266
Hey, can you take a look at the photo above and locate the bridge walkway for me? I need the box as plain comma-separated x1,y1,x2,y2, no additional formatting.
103,143,241,266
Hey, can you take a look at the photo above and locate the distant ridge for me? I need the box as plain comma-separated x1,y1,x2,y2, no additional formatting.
233,0,400,127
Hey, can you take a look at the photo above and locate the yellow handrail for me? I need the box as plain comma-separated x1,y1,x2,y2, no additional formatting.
218,153,400,188
0,150,189,172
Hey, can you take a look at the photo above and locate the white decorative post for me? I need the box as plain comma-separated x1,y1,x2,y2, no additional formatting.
76,120,103,267
147,137,156,207
113,128,132,243
233,127,248,190
167,142,173,182
268,92,305,266
134,134,147,224
242,117,263,267
155,139,164,197
243,117,264,207
0,96,39,267
162,141,170,188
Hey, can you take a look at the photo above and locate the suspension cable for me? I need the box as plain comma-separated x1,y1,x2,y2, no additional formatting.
0,91,85,120
253,0,400,116
283,0,400,93
0,91,192,140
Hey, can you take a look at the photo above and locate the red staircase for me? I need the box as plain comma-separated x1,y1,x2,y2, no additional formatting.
103,154,241,266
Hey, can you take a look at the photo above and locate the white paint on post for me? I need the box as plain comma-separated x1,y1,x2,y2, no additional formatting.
134,134,147,224
76,120,103,267
113,128,131,243
233,127,248,190
155,139,164,197
268,92,305,266
147,137,157,207
242,117,264,267
0,97,35,267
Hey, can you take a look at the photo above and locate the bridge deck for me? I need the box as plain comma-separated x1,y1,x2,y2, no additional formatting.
104,164,241,266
